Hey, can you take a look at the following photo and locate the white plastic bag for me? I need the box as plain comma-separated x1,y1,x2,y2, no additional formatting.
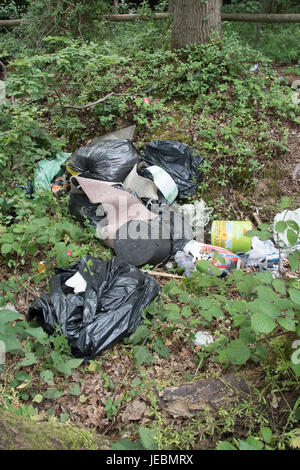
273,208,300,247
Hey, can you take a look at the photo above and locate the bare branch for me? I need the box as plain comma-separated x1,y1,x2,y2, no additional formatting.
63,92,129,110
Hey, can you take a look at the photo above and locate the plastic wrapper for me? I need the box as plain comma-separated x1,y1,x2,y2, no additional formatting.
33,152,70,193
27,256,161,360
184,240,241,270
68,139,141,182
140,140,204,199
174,251,195,277
240,236,279,267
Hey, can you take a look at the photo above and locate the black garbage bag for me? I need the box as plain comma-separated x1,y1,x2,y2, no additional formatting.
68,139,141,182
27,257,161,360
140,140,204,199
144,202,193,256
69,192,107,228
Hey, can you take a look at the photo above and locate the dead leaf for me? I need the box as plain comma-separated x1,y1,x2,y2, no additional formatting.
291,429,300,449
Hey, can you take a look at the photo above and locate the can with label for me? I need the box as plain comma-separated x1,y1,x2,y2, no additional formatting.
211,220,252,253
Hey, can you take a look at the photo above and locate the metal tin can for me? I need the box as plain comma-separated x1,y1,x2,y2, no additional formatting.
211,220,252,253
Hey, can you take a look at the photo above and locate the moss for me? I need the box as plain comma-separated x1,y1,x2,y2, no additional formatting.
142,127,193,146
0,409,110,450
264,162,285,199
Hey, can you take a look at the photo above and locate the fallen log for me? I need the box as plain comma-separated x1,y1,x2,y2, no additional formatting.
1,13,300,27
0,19,26,26
221,13,300,23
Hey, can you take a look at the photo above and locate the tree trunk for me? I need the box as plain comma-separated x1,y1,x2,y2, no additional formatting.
0,408,110,450
256,0,274,43
113,0,119,14
171,0,222,49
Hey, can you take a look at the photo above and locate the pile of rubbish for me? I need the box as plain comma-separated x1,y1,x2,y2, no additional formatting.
26,126,300,358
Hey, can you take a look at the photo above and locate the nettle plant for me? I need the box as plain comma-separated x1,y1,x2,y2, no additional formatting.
0,308,83,414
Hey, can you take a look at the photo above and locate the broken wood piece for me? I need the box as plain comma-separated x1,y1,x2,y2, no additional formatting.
252,212,262,226
158,374,249,418
142,270,184,279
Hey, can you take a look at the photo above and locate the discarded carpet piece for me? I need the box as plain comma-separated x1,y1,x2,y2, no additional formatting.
72,176,157,247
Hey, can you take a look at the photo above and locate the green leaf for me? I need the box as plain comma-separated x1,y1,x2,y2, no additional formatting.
287,229,298,246
0,309,21,324
255,271,273,285
289,254,300,271
18,352,36,366
217,441,237,450
275,221,287,233
239,436,264,450
111,438,143,450
251,313,276,334
153,337,170,359
261,427,273,444
139,428,158,451
134,346,156,366
164,303,181,321
288,220,299,232
181,306,192,317
252,344,267,362
43,388,63,399
50,351,83,375
245,230,261,238
278,197,292,210
196,260,211,274
254,300,281,318
69,383,81,396
277,317,296,331
0,331,23,353
32,394,43,403
1,243,13,255
127,325,151,345
239,327,256,345
259,230,272,241
16,371,30,382
254,286,277,301
289,288,300,305
40,369,54,386
258,223,271,231
25,326,48,343
60,413,70,423
272,279,286,295
225,339,251,365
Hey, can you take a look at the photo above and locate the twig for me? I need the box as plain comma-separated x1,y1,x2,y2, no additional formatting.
252,212,262,226
64,92,130,110
254,330,292,344
142,270,184,279
44,80,66,119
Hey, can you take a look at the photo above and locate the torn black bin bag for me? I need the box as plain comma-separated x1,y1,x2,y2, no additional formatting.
68,139,141,182
27,256,161,360
69,192,106,228
140,140,204,199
